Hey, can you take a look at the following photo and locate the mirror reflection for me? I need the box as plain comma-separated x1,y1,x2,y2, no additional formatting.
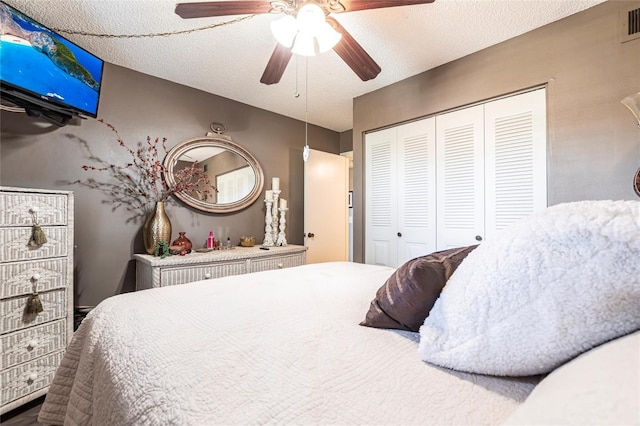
164,136,264,213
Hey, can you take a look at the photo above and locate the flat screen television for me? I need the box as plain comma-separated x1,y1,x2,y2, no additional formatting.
0,1,104,125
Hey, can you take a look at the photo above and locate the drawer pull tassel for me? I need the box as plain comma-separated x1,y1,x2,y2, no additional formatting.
26,292,44,314
28,208,48,248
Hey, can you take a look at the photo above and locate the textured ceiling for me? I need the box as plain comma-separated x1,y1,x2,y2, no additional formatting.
5,0,606,131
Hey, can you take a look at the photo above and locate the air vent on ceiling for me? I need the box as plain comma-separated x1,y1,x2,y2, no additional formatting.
620,3,640,43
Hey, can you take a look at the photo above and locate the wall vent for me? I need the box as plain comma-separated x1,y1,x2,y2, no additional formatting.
621,3,640,43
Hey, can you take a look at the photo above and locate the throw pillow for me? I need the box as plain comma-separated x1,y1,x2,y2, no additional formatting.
504,331,640,425
419,200,640,376
360,245,477,332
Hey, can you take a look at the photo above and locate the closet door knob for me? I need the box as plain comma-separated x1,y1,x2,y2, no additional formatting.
397,232,402,237
475,235,483,241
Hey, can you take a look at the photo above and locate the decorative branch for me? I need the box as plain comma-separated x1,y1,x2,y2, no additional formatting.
66,120,217,222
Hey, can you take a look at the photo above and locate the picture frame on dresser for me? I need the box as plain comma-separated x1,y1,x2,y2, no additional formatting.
0,187,74,415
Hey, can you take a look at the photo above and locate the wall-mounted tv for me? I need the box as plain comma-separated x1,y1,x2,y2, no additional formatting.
0,1,104,124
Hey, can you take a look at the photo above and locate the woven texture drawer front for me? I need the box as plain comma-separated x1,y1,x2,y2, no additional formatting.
0,350,64,406
251,253,305,273
0,193,67,227
0,289,66,334
0,227,68,263
1,320,67,369
161,260,248,285
0,258,68,299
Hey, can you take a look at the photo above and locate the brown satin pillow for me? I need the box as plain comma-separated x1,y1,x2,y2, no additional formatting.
360,245,477,332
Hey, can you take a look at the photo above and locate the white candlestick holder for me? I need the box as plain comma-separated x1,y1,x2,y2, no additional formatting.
262,198,275,247
271,190,281,244
276,208,288,246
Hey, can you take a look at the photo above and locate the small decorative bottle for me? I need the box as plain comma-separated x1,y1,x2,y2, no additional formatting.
226,237,232,250
207,231,215,249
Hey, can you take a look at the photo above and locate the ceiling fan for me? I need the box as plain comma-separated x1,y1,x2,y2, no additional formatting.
175,0,435,85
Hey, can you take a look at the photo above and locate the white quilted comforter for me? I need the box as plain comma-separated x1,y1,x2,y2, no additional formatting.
39,262,539,425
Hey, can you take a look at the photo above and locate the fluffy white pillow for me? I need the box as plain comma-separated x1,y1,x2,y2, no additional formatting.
503,331,640,425
419,200,640,376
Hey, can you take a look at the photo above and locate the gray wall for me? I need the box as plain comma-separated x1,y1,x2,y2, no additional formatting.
1,63,339,306
352,0,640,263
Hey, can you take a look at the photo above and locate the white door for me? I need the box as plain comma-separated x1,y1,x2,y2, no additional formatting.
436,105,485,250
365,118,436,267
396,118,437,264
304,149,349,264
365,127,397,266
484,89,547,241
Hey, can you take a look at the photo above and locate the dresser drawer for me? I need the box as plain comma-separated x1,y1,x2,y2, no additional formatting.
0,227,68,263
161,260,248,286
0,289,67,334
250,253,306,273
1,319,67,369
0,350,64,406
0,192,68,227
0,258,68,299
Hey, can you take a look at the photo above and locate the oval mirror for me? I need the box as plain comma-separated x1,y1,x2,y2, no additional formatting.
163,135,264,213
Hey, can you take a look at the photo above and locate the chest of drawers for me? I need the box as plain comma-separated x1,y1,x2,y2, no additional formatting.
0,187,74,415
134,245,307,289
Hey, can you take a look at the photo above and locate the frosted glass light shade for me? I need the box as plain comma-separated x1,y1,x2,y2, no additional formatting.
291,31,317,56
296,4,325,32
271,15,298,48
316,21,342,53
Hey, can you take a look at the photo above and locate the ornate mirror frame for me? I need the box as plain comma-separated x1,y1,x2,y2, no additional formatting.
163,135,264,213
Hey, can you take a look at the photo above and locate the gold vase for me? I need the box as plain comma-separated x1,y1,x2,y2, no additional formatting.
143,201,172,255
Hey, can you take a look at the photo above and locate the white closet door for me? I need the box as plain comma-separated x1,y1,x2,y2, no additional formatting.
436,105,485,250
396,118,436,265
484,89,547,241
365,127,397,266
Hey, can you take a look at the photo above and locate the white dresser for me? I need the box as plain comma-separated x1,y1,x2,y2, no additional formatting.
0,187,74,415
134,245,307,289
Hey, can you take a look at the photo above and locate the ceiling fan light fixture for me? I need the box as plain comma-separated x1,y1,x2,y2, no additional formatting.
271,14,298,48
271,3,341,57
316,21,342,53
296,3,326,31
291,31,317,56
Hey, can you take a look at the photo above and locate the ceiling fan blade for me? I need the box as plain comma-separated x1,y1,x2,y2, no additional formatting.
260,43,293,85
175,1,272,19
337,0,435,13
327,18,381,82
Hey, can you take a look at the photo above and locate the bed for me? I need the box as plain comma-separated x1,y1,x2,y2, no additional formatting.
38,200,640,425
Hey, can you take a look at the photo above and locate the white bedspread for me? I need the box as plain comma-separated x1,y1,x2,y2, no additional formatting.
39,262,539,425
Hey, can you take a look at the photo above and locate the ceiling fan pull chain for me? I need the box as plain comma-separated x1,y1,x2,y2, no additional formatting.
303,56,310,162
294,55,300,98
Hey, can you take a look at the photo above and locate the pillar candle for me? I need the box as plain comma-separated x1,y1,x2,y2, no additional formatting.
279,198,287,209
265,190,273,201
272,177,280,191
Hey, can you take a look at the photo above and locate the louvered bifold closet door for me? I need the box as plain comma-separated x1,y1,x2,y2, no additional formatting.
365,127,397,267
396,118,436,266
436,105,485,250
484,89,547,242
